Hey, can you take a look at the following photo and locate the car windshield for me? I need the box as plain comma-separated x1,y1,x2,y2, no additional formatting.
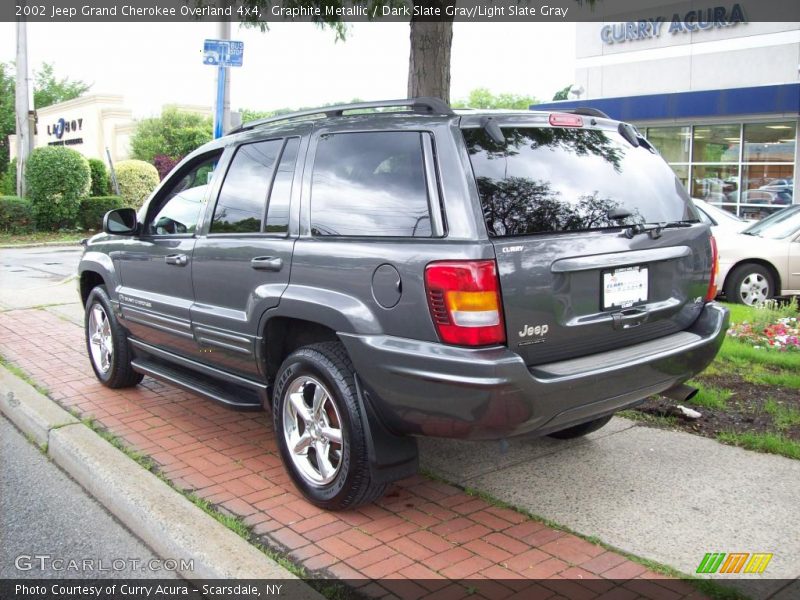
694,199,744,225
743,205,800,239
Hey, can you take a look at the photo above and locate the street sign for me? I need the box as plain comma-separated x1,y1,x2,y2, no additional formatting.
203,39,244,68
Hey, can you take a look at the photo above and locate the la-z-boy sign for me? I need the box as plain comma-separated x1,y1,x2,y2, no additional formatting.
601,3,746,44
47,117,84,147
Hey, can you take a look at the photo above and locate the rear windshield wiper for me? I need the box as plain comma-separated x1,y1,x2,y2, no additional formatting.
623,220,696,239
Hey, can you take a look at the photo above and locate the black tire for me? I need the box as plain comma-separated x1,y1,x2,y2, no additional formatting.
273,342,387,510
84,286,143,389
548,415,613,440
724,263,774,306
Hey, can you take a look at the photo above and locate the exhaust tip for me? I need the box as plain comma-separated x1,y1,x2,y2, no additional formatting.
662,384,699,403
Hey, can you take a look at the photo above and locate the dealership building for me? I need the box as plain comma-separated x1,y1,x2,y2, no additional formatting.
535,18,799,218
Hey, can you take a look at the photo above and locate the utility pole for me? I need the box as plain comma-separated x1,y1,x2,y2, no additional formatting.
215,19,231,136
15,9,32,197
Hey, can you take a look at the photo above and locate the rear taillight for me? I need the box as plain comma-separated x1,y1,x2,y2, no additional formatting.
549,113,584,127
425,260,506,346
705,235,719,301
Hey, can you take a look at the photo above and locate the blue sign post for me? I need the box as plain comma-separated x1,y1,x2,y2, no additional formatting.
203,39,244,139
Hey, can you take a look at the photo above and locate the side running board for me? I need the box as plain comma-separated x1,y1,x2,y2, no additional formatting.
130,354,265,411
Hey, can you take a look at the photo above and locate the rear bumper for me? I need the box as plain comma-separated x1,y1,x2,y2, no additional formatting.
340,302,729,440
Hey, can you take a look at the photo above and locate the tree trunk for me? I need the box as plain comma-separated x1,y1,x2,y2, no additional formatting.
407,0,454,104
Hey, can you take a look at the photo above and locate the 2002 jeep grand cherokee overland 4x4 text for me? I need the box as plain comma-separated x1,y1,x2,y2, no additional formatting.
79,98,729,509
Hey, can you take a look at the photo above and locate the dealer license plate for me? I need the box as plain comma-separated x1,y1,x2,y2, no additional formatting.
602,266,648,309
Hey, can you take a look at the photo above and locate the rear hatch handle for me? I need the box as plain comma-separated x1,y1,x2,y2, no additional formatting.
611,307,649,330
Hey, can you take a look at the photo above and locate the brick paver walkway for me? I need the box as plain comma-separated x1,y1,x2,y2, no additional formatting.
0,308,705,599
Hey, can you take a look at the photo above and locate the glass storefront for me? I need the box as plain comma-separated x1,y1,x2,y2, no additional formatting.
644,121,797,218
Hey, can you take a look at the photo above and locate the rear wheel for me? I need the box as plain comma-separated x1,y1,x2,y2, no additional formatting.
273,342,387,510
548,415,613,439
84,286,143,388
724,263,774,305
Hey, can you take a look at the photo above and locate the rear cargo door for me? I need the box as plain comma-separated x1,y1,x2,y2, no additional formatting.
461,117,714,366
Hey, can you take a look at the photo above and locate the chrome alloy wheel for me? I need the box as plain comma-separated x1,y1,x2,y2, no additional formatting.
282,376,344,485
739,272,769,305
88,304,113,373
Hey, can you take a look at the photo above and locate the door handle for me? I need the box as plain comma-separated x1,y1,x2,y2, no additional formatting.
250,256,283,271
611,307,649,330
165,254,188,266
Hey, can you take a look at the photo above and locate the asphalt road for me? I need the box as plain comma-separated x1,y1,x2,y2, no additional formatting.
0,415,178,579
0,245,83,310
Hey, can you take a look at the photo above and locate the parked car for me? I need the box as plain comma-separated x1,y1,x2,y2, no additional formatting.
79,99,728,509
691,198,749,233
717,204,800,305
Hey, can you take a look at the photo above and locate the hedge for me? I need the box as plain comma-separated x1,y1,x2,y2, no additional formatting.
1,159,17,195
25,147,91,230
0,196,34,234
115,160,159,209
88,158,111,196
79,195,124,230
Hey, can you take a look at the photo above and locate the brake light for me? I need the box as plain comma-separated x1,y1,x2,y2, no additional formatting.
549,113,584,127
425,260,506,346
705,235,719,301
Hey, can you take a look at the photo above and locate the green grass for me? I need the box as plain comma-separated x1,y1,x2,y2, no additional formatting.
717,431,800,460
618,408,678,428
685,381,732,410
764,399,800,430
0,354,49,396
0,230,89,246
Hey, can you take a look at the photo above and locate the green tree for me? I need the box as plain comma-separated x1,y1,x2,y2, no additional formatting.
130,108,213,163
0,64,14,179
0,62,89,176
552,85,572,101
32,63,90,110
451,88,538,110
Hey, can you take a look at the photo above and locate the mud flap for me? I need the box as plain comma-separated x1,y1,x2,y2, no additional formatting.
354,375,419,484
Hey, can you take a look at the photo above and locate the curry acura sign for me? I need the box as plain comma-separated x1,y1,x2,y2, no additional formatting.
46,116,84,147
601,3,746,44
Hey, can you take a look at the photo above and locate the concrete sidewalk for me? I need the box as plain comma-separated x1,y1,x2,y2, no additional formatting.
420,421,800,591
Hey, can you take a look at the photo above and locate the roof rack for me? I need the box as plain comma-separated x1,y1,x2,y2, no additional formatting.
230,97,453,135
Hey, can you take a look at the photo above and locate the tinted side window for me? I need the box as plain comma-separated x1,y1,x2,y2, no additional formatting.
311,132,431,237
211,140,282,233
265,138,299,234
149,153,221,235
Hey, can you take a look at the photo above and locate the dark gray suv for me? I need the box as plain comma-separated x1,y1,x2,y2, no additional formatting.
79,98,729,509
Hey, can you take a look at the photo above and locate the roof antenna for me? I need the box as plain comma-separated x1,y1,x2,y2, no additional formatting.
480,117,505,145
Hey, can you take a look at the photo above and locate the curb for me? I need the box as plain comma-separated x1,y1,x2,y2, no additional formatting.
0,240,84,249
0,364,320,590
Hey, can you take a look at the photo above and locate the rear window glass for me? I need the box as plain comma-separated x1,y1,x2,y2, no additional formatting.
463,127,695,237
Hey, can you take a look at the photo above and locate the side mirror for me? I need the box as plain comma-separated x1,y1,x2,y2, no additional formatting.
103,208,138,235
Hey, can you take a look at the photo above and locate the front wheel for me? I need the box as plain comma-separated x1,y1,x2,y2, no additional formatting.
84,286,143,388
724,263,774,306
273,342,387,510
548,415,613,439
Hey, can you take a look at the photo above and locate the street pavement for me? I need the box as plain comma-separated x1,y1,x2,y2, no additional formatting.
0,415,178,579
1,245,798,596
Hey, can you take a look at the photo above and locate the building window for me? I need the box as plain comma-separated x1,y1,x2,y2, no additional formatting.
646,121,796,218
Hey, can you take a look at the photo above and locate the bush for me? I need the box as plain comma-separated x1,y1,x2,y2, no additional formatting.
153,154,180,180
115,159,159,209
1,158,17,195
78,195,124,230
0,196,34,234
88,158,111,196
25,147,90,230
